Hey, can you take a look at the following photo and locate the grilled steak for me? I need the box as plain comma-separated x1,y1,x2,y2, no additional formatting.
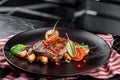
32,37,68,62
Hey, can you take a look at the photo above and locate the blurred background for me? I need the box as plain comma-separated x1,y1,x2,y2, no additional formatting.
0,0,120,35
1,0,120,48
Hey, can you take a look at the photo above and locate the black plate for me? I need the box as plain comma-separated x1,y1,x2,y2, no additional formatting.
3,27,111,78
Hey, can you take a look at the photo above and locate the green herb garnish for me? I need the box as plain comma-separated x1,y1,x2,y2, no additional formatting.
77,43,89,49
10,44,25,55
66,33,76,57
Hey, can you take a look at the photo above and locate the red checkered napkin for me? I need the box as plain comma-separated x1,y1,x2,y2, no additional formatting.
0,34,120,80
85,34,120,79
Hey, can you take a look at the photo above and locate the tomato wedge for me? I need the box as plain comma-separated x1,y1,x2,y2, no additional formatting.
45,30,59,42
72,48,85,61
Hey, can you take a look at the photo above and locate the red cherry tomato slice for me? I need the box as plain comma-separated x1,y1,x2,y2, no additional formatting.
72,48,85,61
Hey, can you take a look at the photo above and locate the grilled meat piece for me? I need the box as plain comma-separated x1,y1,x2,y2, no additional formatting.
32,37,68,62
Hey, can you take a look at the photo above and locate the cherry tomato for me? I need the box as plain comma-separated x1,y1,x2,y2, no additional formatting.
72,48,85,61
45,30,59,42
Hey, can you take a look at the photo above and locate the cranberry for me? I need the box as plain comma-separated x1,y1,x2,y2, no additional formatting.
55,62,60,66
83,60,86,63
77,64,81,68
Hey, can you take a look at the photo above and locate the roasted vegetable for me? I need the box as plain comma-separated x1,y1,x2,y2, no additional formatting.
45,20,59,43
38,56,48,64
63,52,72,62
45,30,59,42
17,50,27,58
26,53,36,63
